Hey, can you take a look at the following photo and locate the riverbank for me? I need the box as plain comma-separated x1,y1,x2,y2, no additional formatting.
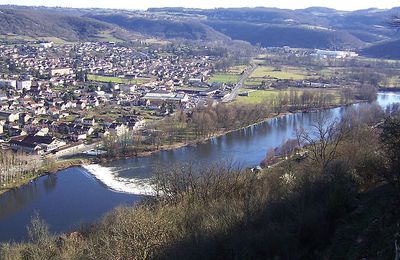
96,101,362,162
0,157,92,196
0,101,364,196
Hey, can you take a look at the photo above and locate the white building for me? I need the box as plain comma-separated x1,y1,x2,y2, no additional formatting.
312,50,359,59
40,42,54,48
0,79,17,89
17,80,32,91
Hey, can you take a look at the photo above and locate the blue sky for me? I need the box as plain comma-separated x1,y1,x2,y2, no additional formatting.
0,0,399,11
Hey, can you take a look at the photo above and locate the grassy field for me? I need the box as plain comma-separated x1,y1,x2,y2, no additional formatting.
87,74,150,85
236,88,340,105
244,65,318,87
250,66,311,80
227,65,247,74
208,73,241,84
208,65,247,84
0,34,71,45
236,90,280,104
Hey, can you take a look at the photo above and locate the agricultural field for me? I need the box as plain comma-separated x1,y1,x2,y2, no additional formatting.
244,66,318,87
227,65,247,74
87,74,150,85
208,65,247,84
236,88,340,105
208,73,241,84
250,66,312,80
236,89,281,104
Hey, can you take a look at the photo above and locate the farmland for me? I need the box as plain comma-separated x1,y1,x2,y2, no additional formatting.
236,88,341,105
208,73,241,84
208,65,246,84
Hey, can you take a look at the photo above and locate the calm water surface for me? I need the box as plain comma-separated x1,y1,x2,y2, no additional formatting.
0,92,399,242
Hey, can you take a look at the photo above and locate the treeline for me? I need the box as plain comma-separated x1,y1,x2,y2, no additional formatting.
2,103,399,259
0,151,42,190
102,103,272,157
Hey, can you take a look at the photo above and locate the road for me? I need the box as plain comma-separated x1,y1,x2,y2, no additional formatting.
222,64,257,103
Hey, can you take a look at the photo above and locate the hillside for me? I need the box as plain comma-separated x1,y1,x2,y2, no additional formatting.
148,7,399,50
88,14,230,41
0,5,399,54
205,21,364,49
361,38,400,59
0,8,136,42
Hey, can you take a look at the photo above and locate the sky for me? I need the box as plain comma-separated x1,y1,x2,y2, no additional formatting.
0,0,399,11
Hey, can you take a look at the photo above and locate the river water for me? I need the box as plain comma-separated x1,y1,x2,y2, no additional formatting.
0,92,399,242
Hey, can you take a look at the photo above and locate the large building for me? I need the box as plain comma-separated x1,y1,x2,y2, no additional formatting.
143,91,189,106
9,135,66,154
17,80,32,91
312,50,359,59
0,111,20,122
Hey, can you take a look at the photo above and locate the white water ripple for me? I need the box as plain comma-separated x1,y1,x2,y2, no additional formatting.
81,164,156,196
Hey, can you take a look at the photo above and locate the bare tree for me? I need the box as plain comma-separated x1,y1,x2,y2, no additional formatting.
297,117,346,172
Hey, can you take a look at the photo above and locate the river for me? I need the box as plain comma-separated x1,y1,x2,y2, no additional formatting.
0,92,399,242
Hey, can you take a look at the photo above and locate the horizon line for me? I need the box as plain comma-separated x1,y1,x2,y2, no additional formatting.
0,4,399,12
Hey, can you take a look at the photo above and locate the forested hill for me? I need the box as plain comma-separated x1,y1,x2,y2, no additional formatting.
0,8,133,42
148,7,399,46
1,5,400,56
361,39,400,59
88,14,230,41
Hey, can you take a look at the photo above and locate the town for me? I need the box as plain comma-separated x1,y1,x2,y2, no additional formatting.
0,40,397,158
0,41,237,156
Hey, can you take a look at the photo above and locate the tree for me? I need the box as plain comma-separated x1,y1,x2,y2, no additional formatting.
379,117,400,188
297,117,346,172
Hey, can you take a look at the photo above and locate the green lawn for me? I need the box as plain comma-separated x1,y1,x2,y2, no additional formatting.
208,73,241,84
236,90,282,104
87,74,150,85
236,88,341,105
250,66,309,80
